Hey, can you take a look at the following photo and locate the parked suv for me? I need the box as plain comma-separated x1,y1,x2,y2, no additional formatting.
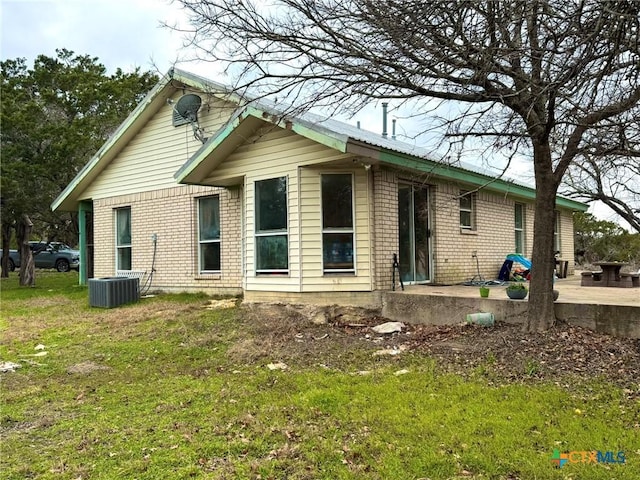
1,242,80,272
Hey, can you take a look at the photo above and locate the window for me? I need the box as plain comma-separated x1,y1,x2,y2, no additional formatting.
459,191,476,230
322,173,354,272
198,196,221,272
514,203,525,254
115,207,131,270
255,177,288,272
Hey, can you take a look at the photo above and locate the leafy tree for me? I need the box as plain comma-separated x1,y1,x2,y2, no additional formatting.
574,212,640,266
1,50,158,283
174,0,640,330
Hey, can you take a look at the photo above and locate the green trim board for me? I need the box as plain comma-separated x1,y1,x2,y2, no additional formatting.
175,105,350,185
51,68,236,212
377,149,588,211
52,66,588,214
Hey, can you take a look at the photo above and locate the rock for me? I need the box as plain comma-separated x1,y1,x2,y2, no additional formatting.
373,345,408,356
266,362,288,371
310,311,328,325
371,321,405,334
0,361,22,373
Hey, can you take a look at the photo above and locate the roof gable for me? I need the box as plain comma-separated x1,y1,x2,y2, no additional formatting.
53,68,588,213
51,69,237,211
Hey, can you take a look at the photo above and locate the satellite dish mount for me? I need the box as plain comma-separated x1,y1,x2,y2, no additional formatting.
172,93,207,143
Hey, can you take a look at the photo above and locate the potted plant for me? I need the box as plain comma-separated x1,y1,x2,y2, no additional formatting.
479,286,490,298
506,282,528,299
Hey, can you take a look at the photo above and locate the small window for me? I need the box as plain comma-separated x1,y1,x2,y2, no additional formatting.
198,196,221,272
115,207,131,270
514,203,525,254
255,177,288,272
459,191,476,230
322,173,354,272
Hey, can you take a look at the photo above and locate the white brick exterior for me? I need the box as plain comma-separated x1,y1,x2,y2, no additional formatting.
93,185,242,295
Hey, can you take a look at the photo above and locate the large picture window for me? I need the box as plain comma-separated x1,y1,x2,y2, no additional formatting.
198,196,221,272
115,207,131,270
255,177,288,272
514,203,525,254
322,173,354,272
460,191,476,231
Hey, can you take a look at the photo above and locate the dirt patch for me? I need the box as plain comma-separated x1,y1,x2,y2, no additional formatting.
66,361,110,375
235,303,640,394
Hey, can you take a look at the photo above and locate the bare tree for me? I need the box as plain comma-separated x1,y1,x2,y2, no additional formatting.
173,0,640,331
562,118,640,232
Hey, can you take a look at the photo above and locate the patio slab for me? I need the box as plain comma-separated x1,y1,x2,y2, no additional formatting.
381,273,640,338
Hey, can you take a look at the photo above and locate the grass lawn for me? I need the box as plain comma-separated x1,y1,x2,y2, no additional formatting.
1,272,638,479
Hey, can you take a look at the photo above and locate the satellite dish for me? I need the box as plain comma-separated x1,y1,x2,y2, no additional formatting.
174,94,202,123
171,93,208,143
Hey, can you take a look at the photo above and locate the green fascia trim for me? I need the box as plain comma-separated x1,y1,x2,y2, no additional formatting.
174,111,246,182
379,149,588,211
78,201,93,286
175,105,349,184
51,71,176,212
171,69,244,105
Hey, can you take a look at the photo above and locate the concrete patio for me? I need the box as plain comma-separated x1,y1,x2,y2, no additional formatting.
381,273,640,338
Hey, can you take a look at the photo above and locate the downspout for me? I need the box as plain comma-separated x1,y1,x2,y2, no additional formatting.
78,200,92,286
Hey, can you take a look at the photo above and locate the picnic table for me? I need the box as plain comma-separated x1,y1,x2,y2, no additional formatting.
581,262,640,288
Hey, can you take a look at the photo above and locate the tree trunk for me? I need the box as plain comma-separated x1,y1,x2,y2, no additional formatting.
17,214,35,287
1,222,11,278
525,143,560,331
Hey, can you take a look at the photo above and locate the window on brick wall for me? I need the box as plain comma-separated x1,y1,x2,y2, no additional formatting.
514,203,525,254
115,207,131,270
459,190,476,231
198,196,221,273
322,173,355,272
255,176,288,273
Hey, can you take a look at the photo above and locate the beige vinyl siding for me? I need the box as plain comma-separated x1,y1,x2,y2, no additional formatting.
243,170,302,292
80,95,234,200
205,127,352,184
230,128,363,293
557,209,576,275
299,167,373,292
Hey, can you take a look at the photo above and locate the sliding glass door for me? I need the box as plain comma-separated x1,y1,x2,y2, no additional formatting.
398,184,431,283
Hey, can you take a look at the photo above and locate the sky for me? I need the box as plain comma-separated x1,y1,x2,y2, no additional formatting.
0,0,630,228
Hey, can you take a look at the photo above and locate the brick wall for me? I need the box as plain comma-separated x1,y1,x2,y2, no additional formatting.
431,184,518,284
369,169,575,286
91,184,242,294
372,168,399,290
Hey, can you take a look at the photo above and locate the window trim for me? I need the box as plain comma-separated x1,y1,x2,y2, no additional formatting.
514,203,525,254
459,190,476,231
255,176,289,274
115,207,132,271
197,195,221,274
321,173,356,274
